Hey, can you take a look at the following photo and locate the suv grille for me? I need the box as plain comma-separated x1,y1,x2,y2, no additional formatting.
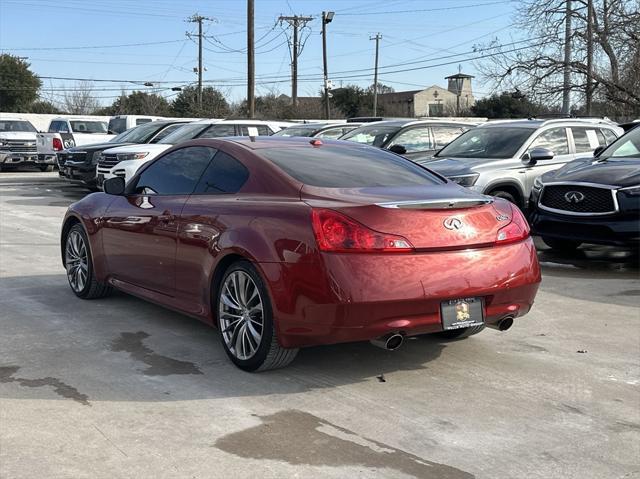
540,185,616,214
98,153,120,169
58,152,88,166
0,140,37,154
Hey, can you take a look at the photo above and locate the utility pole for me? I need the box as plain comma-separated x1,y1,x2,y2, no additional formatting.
187,14,213,111
562,0,572,115
247,0,255,119
586,0,593,115
322,11,334,120
370,33,382,116
278,15,313,109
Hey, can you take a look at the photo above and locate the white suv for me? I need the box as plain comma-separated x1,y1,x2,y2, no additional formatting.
96,119,291,187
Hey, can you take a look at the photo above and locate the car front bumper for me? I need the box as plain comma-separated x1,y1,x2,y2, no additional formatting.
59,161,97,185
261,238,541,348
1,152,39,165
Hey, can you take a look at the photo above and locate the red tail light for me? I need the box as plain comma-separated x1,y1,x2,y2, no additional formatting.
496,204,530,244
311,208,414,253
52,138,63,151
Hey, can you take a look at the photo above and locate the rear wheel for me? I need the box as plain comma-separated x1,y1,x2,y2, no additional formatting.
542,236,582,251
216,261,298,372
488,189,517,205
437,325,485,340
64,224,112,299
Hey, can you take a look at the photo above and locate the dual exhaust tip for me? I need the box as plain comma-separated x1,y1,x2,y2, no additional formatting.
370,316,515,350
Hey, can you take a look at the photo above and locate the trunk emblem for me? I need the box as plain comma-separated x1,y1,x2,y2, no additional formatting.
443,217,463,230
564,191,585,203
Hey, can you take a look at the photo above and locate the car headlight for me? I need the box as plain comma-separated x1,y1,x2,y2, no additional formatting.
533,176,543,191
620,185,640,196
116,152,148,161
447,173,479,187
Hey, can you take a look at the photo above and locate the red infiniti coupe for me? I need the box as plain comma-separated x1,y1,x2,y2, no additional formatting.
61,137,540,371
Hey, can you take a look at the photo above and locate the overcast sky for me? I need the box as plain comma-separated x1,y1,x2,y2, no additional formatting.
0,0,521,106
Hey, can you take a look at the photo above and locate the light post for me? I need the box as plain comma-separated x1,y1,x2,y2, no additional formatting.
322,11,334,120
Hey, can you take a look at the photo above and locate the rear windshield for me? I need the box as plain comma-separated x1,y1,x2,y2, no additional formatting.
70,121,108,134
340,125,401,147
273,126,317,137
259,145,444,188
436,126,534,159
0,120,37,132
158,123,210,144
108,118,126,134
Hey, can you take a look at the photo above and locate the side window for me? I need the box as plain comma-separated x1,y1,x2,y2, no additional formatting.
136,118,152,125
316,128,344,140
529,127,569,155
388,127,433,152
571,127,601,153
431,126,466,149
49,121,68,133
150,124,183,143
193,151,249,194
240,125,270,136
199,124,237,139
601,128,617,144
132,146,216,195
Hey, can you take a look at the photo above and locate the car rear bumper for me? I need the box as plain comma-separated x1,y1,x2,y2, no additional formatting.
260,238,541,348
1,152,39,165
529,208,640,246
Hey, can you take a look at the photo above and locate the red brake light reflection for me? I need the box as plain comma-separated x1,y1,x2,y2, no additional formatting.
311,208,413,253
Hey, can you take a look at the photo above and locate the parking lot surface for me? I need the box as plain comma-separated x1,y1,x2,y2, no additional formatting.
1,172,638,479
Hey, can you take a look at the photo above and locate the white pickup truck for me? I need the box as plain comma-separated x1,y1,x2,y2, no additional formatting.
0,117,42,171
36,117,116,168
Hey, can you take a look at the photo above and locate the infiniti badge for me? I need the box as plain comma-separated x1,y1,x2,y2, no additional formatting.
443,217,463,230
564,191,585,203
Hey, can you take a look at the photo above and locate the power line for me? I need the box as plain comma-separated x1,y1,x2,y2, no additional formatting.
338,0,513,15
1,39,185,51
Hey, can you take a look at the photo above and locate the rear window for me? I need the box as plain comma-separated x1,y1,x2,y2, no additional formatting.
0,120,37,133
259,145,444,188
108,118,126,134
70,121,108,134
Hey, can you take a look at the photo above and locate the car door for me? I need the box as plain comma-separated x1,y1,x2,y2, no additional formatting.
101,146,216,296
522,126,574,193
386,126,435,160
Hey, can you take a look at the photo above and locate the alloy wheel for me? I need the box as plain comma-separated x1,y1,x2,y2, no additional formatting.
65,230,88,293
219,271,264,360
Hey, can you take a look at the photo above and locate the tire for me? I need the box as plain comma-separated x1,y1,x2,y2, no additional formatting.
542,236,582,251
488,189,517,205
216,260,298,372
436,324,486,340
39,165,53,172
64,224,112,299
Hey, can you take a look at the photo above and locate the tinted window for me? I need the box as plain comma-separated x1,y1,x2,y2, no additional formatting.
437,127,534,159
571,127,601,153
388,126,433,152
158,123,211,144
529,127,569,155
240,125,270,136
49,121,68,133
133,146,215,195
431,126,467,149
194,151,249,194
341,125,401,147
259,145,443,188
0,121,37,132
70,121,107,134
600,128,640,160
199,124,237,138
136,118,153,125
108,118,127,134
150,123,184,143
114,122,170,144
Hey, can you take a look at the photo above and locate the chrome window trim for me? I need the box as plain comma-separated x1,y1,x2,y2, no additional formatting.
538,181,619,216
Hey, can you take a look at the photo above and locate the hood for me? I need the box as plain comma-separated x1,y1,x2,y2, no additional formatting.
543,156,640,188
67,141,135,153
0,132,38,141
101,144,171,155
416,157,487,177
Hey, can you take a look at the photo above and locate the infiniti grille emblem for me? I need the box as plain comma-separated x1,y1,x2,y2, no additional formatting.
443,217,463,230
564,191,585,203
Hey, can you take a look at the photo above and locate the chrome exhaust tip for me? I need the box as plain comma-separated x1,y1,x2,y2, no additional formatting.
488,316,514,331
370,333,404,351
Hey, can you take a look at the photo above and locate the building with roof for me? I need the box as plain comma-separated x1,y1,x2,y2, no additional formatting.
377,72,475,117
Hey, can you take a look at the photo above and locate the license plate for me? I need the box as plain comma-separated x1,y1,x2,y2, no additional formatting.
441,297,484,330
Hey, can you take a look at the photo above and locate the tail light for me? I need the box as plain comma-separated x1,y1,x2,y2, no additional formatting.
496,204,530,244
52,138,63,151
311,208,413,253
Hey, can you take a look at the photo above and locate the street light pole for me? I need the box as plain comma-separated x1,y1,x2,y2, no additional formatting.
322,11,334,120
370,33,382,116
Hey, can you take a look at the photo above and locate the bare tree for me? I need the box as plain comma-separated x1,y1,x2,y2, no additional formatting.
474,0,640,117
63,81,100,115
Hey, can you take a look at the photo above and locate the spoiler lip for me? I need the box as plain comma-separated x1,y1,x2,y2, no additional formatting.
375,197,494,209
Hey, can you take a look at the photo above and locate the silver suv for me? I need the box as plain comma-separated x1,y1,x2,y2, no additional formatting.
418,118,624,209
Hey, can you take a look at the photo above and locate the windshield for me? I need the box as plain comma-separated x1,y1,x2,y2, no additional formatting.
340,125,401,147
69,121,108,134
273,126,317,137
111,122,167,144
0,120,37,133
259,145,443,188
436,126,535,159
158,123,210,144
599,127,640,160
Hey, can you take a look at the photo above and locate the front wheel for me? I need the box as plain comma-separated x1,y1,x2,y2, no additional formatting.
216,261,298,372
542,236,582,251
64,224,112,299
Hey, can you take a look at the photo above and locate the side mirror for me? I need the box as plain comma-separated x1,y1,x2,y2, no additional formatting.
523,147,554,166
388,144,407,155
593,145,605,157
103,176,125,195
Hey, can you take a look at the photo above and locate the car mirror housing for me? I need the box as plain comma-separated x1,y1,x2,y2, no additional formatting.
103,177,125,195
523,148,554,166
388,144,407,155
593,145,605,157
